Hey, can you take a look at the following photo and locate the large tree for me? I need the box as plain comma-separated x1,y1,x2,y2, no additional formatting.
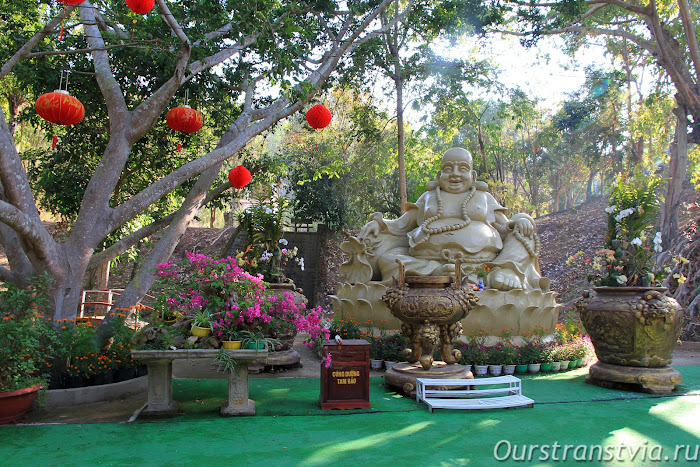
0,0,401,323
502,0,699,240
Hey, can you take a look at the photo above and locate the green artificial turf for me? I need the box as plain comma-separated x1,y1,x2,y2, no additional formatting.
2,366,699,466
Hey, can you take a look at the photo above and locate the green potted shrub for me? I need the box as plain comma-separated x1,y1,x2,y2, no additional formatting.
369,338,384,370
191,311,212,337
240,329,281,350
540,343,554,372
501,344,518,375
379,334,406,369
0,275,59,424
487,346,505,376
220,329,244,349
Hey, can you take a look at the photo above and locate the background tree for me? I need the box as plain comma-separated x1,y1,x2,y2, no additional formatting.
349,0,503,212
0,0,400,324
502,0,699,242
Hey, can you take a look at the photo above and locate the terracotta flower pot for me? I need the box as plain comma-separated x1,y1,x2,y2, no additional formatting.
0,384,42,424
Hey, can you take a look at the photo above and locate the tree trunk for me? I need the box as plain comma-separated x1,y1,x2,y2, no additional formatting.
396,69,407,213
586,169,596,202
660,107,688,244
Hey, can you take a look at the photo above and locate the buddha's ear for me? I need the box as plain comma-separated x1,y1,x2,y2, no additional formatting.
472,169,478,180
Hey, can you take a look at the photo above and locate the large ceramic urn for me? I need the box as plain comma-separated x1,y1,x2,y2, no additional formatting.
581,287,683,394
382,260,478,371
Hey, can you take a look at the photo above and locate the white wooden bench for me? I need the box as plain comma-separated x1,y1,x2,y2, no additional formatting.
415,376,535,412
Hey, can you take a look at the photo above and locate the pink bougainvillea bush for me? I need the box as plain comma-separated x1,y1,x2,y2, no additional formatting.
154,252,330,359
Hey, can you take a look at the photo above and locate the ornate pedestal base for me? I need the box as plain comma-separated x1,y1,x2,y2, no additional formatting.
248,348,302,373
586,362,682,394
385,361,472,396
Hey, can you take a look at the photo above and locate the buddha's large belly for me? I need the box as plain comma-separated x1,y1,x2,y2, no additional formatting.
408,221,502,262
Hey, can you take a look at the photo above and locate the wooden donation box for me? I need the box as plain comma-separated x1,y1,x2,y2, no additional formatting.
320,339,371,410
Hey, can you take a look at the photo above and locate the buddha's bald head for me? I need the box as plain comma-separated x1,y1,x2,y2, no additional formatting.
439,148,475,194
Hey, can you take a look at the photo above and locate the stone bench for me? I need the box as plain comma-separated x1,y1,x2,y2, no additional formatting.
132,349,267,418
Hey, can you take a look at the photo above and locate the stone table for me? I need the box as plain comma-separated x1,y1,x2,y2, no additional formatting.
132,348,267,418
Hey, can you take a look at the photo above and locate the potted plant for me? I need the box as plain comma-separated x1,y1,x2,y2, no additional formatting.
191,311,212,337
455,342,476,372
471,346,489,376
379,334,406,370
571,171,684,393
501,344,518,375
220,329,243,349
0,275,58,424
487,345,504,376
240,329,281,350
153,253,329,354
549,346,562,372
234,197,304,286
369,338,384,370
557,343,574,371
540,343,554,372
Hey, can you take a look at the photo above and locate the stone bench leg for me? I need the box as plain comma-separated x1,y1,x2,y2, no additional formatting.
141,358,179,418
221,362,255,416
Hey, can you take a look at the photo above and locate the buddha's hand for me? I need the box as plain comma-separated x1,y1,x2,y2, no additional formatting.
360,219,381,238
360,213,385,238
509,215,535,237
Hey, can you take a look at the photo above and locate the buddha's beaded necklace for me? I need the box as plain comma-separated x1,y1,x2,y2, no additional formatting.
416,186,477,243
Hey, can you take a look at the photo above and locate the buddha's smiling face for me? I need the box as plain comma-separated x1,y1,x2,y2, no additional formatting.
439,148,474,194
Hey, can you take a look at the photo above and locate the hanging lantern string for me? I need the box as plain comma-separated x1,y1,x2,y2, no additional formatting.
184,89,189,107
60,3,66,41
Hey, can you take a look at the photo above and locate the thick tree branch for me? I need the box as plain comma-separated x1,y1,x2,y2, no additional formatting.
88,180,234,267
0,264,14,283
0,201,58,266
497,26,656,56
676,0,700,83
0,6,74,80
80,3,128,122
128,0,191,141
187,34,259,77
27,40,163,57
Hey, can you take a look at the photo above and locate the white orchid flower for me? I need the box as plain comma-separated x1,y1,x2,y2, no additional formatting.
630,237,642,246
614,208,633,222
653,232,662,244
616,275,628,285
604,205,617,214
279,238,288,245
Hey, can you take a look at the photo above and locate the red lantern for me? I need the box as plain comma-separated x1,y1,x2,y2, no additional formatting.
126,0,154,14
166,106,202,133
228,165,252,189
306,104,332,129
60,0,85,5
35,90,85,149
166,105,202,152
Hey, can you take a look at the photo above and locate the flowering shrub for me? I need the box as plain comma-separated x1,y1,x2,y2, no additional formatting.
154,252,330,361
56,314,137,377
375,333,407,361
569,171,665,287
